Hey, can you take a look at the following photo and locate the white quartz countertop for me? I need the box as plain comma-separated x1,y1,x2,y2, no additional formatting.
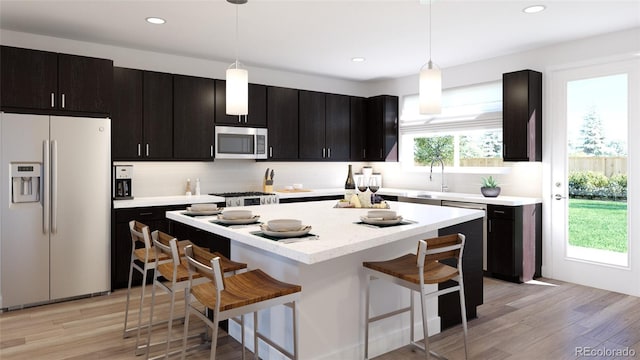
166,200,484,265
113,195,225,209
277,187,541,206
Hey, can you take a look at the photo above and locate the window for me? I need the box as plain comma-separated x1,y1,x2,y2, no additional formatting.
400,81,504,169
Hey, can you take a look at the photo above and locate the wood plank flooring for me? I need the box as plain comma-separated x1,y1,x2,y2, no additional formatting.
1,277,639,359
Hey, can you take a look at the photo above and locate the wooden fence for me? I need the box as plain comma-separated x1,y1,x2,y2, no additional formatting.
458,156,627,178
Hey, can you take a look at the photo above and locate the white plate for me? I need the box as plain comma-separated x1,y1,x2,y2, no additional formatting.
260,224,312,238
360,216,403,226
185,207,222,216
216,215,261,225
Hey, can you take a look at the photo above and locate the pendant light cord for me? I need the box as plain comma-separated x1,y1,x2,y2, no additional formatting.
235,4,239,68
428,0,432,65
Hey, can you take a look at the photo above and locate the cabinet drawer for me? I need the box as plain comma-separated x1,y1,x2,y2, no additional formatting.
488,206,515,220
115,205,184,223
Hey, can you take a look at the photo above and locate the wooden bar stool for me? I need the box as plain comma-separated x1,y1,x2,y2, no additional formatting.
363,233,469,360
144,231,247,359
181,244,302,360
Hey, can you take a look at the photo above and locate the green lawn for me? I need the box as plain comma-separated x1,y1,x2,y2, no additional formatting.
569,199,628,252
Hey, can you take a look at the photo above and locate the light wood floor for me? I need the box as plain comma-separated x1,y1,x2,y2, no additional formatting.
2,277,639,359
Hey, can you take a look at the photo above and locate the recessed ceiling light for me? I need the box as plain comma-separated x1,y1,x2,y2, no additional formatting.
146,17,166,25
523,5,546,14
351,57,366,63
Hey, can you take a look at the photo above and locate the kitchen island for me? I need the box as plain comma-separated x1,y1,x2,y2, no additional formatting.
167,200,484,359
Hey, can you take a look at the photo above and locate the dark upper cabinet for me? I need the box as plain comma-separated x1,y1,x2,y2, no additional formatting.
215,80,267,127
0,46,112,116
143,71,173,159
267,86,299,160
350,96,367,161
502,69,542,162
299,91,350,161
173,74,215,160
299,90,326,160
112,67,143,160
324,93,350,161
111,68,172,160
364,95,399,161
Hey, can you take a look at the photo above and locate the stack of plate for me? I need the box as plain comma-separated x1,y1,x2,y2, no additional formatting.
217,209,260,224
360,210,403,225
185,203,222,215
261,219,311,238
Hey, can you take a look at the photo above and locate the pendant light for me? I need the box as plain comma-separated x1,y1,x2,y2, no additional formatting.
226,0,248,116
419,0,442,114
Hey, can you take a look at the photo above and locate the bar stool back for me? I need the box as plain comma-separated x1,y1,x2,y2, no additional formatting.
181,244,302,360
363,233,469,359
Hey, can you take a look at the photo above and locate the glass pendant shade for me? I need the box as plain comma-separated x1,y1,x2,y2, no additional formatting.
419,61,442,114
226,66,248,115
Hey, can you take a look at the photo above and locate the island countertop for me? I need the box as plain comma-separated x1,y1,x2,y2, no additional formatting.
166,200,484,265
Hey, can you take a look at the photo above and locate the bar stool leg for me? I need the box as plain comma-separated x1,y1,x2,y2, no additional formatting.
135,267,149,351
254,311,259,360
458,277,469,359
409,289,415,344
419,289,430,359
144,272,158,359
181,288,191,360
123,258,135,338
292,301,298,360
364,274,371,360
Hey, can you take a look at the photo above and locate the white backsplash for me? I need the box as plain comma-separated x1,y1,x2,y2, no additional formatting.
116,160,542,199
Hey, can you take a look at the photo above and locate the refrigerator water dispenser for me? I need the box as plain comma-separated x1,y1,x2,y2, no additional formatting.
11,163,41,203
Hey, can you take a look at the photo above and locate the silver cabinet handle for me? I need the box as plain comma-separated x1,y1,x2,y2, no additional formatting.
137,143,141,157
244,115,248,123
146,143,149,157
210,145,214,157
61,94,65,109
554,194,567,200
328,147,331,158
43,140,50,234
494,210,505,214
380,148,383,158
51,93,55,108
488,219,492,233
238,116,242,123
363,149,366,158
269,146,273,158
322,148,326,158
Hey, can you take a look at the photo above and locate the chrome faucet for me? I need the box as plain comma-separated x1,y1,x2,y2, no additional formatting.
430,157,448,192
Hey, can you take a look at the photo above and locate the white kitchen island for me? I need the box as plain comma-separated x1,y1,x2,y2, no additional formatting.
167,200,484,359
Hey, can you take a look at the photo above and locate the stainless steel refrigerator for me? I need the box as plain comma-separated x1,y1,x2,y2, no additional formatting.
0,112,110,309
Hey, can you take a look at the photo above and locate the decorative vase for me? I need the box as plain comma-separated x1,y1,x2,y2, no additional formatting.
481,186,501,197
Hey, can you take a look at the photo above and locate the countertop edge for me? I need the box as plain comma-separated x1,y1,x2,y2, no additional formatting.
113,195,225,209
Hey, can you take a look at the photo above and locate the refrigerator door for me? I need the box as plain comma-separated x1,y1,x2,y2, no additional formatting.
49,116,111,299
1,113,50,308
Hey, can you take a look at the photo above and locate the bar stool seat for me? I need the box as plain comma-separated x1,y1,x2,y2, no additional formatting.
363,233,469,360
182,244,301,360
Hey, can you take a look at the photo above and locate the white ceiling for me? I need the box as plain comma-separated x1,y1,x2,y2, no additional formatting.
1,0,639,82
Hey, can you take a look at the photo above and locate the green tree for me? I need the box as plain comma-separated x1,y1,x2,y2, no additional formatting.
480,131,502,157
580,107,606,156
414,136,454,166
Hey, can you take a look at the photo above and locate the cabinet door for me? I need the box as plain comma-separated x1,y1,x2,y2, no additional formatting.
487,206,516,277
57,53,113,114
173,75,215,160
382,95,399,161
365,96,384,161
112,67,143,160
143,71,173,159
299,90,326,160
325,93,350,161
215,81,267,127
267,86,298,160
1,46,57,111
350,96,366,161
502,70,542,161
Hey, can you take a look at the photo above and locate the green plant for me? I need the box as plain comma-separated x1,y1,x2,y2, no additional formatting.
481,176,499,188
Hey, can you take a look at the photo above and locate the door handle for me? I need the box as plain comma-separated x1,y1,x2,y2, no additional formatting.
43,140,50,234
51,140,58,234
328,147,331,158
554,194,567,200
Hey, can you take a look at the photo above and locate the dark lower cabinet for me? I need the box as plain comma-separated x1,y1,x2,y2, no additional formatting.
486,204,542,283
438,218,484,330
112,205,230,291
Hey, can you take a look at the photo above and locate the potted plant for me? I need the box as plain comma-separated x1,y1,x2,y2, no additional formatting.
481,176,501,197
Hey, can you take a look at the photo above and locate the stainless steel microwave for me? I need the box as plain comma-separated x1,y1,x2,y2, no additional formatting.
214,126,268,159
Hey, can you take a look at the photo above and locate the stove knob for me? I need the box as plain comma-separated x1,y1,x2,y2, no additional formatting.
227,200,231,207
268,198,272,204
236,199,241,206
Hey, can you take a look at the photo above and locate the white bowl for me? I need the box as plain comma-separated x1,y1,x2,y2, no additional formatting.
367,210,397,220
221,209,253,220
267,219,302,232
293,183,303,189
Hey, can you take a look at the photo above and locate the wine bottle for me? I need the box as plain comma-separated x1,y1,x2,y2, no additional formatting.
344,164,356,199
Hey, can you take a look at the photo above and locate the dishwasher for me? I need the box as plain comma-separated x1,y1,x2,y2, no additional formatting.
441,201,488,271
